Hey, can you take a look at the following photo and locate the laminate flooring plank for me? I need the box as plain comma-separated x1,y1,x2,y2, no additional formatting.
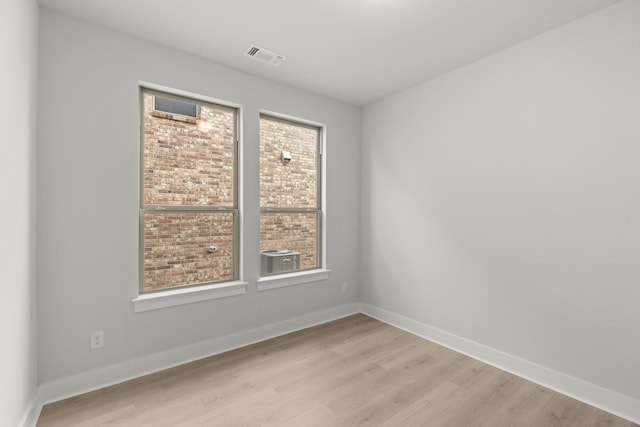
380,379,478,427
530,391,595,427
325,352,473,425
36,314,638,427
529,392,636,427
108,394,207,427
241,393,325,427
443,372,526,427
175,410,249,427
201,385,282,416
36,382,162,427
273,404,337,427
272,351,384,400
374,336,442,370
274,359,386,413
329,321,411,358
580,406,637,427
37,404,136,427
478,381,555,427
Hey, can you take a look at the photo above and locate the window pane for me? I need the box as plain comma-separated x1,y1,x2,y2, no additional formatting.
143,212,234,291
143,93,235,207
259,117,318,209
260,212,318,272
154,96,198,118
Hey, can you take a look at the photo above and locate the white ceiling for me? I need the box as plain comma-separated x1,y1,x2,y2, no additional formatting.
38,0,621,106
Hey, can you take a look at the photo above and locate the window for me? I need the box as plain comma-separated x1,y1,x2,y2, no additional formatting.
153,96,199,120
140,88,238,293
259,115,323,277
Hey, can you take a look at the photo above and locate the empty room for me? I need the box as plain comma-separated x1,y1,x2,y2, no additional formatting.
2,0,639,426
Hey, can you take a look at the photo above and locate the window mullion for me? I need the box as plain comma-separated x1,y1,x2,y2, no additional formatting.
143,206,235,212
261,207,320,213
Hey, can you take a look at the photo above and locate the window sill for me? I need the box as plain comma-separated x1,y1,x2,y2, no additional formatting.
132,281,247,313
257,269,330,291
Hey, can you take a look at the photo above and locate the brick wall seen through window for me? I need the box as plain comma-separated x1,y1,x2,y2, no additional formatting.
141,90,238,292
259,116,322,275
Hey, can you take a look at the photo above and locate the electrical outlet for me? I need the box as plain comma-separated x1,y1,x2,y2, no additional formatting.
91,331,104,349
341,282,348,293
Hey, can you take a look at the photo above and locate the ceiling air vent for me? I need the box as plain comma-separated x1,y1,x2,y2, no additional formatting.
244,44,287,66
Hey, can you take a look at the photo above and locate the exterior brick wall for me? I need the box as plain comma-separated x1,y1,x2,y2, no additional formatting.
260,213,318,269
143,93,235,207
259,117,318,208
144,213,234,290
142,93,236,291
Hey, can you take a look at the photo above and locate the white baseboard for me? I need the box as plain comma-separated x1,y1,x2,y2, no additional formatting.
360,303,640,425
19,394,40,427
30,303,359,426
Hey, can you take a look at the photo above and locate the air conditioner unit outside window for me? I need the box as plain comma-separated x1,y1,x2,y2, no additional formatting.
261,249,300,275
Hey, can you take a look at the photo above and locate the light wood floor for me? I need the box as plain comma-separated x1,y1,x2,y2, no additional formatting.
37,314,637,427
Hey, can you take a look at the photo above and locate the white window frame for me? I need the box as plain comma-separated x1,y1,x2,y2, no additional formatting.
257,112,329,291
132,83,247,312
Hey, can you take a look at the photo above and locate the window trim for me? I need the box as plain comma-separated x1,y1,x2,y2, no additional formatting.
258,112,327,283
132,280,248,313
257,269,330,292
138,85,241,295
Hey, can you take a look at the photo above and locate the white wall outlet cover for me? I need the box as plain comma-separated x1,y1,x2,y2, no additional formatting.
91,331,104,349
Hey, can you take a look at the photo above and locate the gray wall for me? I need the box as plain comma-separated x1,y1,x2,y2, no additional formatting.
0,0,39,425
362,0,640,400
37,9,360,384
